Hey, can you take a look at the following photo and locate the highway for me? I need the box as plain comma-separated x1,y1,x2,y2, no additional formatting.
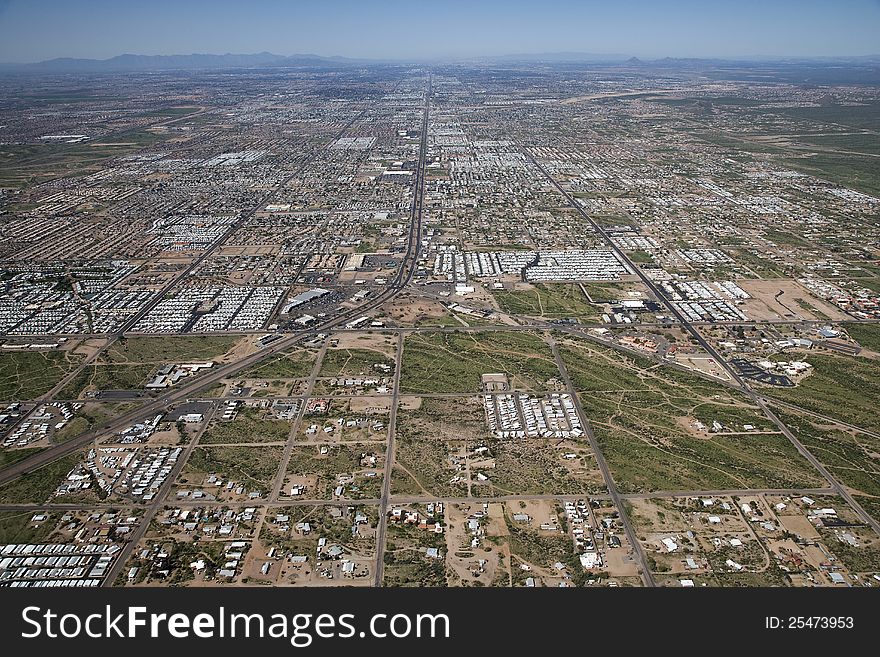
0,74,435,589
0,81,426,489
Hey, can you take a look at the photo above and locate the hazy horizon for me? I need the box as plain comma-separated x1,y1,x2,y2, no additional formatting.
1,0,879,64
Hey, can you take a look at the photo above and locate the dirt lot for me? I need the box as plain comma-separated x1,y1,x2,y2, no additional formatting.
223,336,261,362
377,294,455,326
604,547,640,577
70,337,109,361
738,279,849,321
777,513,821,540
675,355,732,381
330,331,396,356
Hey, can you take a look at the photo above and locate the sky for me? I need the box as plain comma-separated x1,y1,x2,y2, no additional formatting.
0,0,878,63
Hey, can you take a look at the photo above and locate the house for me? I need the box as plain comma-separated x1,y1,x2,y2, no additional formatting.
662,537,678,552
325,545,345,559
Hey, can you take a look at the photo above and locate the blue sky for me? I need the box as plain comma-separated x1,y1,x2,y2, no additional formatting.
0,0,878,63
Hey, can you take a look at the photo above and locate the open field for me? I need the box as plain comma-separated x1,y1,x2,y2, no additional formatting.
319,332,396,377
470,439,604,496
60,363,155,396
765,352,880,434
774,407,880,519
396,396,486,441
577,281,652,303
61,337,251,398
0,446,43,469
319,347,395,378
559,338,824,492
492,283,603,321
198,406,291,444
0,509,62,544
0,453,80,504
0,350,83,400
390,439,470,498
0,130,166,188
59,336,250,398
588,393,823,493
178,445,284,499
391,396,485,497
400,331,561,393
783,153,880,198
239,348,316,379
845,323,880,353
105,335,242,364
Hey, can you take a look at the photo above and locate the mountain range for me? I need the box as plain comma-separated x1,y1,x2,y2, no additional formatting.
2,51,879,73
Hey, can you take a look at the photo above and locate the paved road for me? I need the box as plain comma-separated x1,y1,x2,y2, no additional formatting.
373,331,406,586
0,487,840,514
269,340,330,502
548,335,657,587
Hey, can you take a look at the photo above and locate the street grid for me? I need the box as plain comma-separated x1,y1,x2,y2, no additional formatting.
1,71,879,589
